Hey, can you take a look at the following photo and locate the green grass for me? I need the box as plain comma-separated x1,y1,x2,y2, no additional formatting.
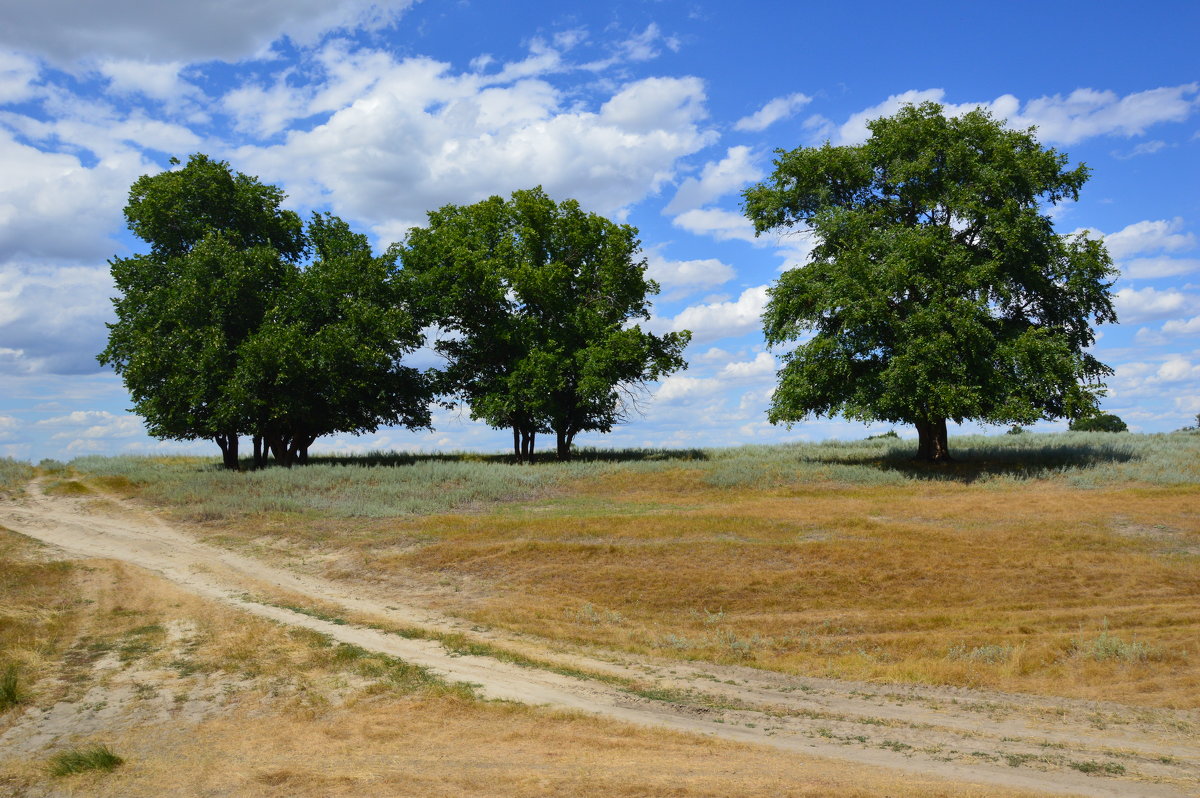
0,662,26,712
48,744,124,777
67,431,1199,521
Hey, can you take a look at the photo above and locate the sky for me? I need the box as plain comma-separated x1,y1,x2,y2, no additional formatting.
1,0,1198,462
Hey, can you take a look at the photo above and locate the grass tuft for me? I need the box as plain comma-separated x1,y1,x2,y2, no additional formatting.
0,662,26,712
48,744,124,777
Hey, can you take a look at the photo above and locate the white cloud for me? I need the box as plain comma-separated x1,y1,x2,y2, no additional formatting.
233,62,716,234
717,352,776,380
1100,218,1195,260
644,253,735,295
664,145,762,215
0,132,152,262
0,264,114,375
653,374,721,404
734,93,812,132
1112,140,1169,159
658,284,770,343
834,84,1200,146
0,415,19,441
98,59,201,104
1114,287,1200,324
1161,315,1200,336
671,207,758,244
1156,357,1200,383
1016,84,1198,144
0,0,416,65
0,51,40,104
1123,257,1200,280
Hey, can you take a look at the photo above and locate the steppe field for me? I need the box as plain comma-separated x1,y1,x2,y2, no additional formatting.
1,431,1198,797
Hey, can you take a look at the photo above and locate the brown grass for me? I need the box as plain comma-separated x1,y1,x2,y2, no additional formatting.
0,521,1047,798
225,472,1200,708
57,445,1200,709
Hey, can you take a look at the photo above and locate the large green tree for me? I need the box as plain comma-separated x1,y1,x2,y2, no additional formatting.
743,103,1117,461
229,213,431,466
100,155,429,468
100,155,304,468
403,187,690,461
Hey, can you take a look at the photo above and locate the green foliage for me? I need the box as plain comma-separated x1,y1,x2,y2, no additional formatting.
48,744,124,777
1069,413,1128,432
403,187,690,460
99,155,430,467
744,103,1117,461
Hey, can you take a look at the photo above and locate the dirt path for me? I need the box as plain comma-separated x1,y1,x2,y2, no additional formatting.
2,480,1197,797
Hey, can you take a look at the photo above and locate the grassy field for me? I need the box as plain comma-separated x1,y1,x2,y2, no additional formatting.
64,431,1200,710
0,527,1047,797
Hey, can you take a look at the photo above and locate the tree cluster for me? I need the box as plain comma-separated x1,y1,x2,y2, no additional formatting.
101,157,688,467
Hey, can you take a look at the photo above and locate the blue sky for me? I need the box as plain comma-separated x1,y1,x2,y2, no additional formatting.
1,0,1198,461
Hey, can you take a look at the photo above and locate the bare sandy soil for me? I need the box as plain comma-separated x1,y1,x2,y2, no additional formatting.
2,479,1197,797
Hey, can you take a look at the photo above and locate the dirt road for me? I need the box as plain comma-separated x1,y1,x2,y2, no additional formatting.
2,480,1197,797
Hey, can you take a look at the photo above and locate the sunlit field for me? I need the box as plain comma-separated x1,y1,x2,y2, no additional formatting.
67,431,1200,708
0,528,1043,798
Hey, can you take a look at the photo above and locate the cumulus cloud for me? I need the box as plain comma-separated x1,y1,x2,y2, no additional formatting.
1114,286,1200,324
653,374,721,404
734,93,812,132
0,264,114,375
671,208,758,244
0,0,415,65
0,51,41,104
834,84,1200,145
644,253,735,296
663,145,762,215
717,351,776,380
98,59,203,106
1161,315,1200,336
656,284,770,343
0,131,154,262
1099,218,1195,260
232,60,716,235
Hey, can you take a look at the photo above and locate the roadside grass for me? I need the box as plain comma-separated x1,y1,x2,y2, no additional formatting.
63,431,1200,707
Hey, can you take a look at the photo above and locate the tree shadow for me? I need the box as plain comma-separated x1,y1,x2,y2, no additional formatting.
858,440,1141,483
255,446,710,470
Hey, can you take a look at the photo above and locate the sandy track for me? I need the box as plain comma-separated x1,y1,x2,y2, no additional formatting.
2,481,1197,797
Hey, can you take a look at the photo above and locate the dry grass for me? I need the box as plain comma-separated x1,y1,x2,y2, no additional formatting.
399,477,1200,707
33,698,1051,798
62,433,1200,709
0,519,1047,798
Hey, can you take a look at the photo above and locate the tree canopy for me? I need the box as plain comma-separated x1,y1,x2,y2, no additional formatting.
403,187,690,461
100,154,430,468
743,103,1117,461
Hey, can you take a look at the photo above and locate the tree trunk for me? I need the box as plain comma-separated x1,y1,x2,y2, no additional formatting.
521,430,535,461
555,428,573,461
512,426,522,463
214,433,240,470
266,434,294,467
913,418,952,463
252,435,264,468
